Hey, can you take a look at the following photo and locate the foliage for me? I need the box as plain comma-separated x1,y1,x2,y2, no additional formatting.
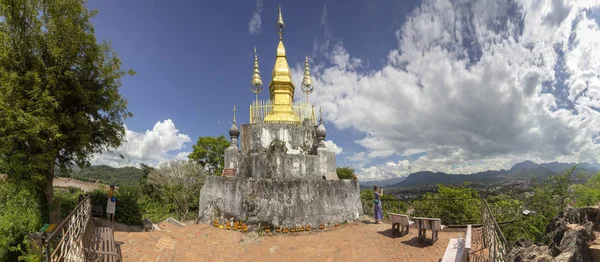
147,160,206,220
53,186,85,218
486,194,523,223
411,184,481,225
502,166,577,243
336,167,355,179
572,172,600,207
188,136,229,176
138,195,175,223
114,186,143,226
361,189,408,218
56,165,144,187
0,0,133,212
0,182,44,262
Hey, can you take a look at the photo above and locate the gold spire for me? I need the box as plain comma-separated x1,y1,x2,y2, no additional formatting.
264,5,299,124
251,46,263,89
301,57,314,103
270,5,292,86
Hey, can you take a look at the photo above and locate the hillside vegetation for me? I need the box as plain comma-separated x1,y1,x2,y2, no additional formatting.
56,165,144,187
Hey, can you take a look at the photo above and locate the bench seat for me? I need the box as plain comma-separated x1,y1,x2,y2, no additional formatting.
412,217,442,244
388,213,412,236
91,227,123,262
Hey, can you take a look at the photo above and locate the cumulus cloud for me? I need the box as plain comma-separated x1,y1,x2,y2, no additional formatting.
249,0,264,35
324,140,343,154
294,0,600,180
90,119,192,167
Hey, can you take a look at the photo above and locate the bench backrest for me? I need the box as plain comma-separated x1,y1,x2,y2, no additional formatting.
412,217,442,230
388,213,410,225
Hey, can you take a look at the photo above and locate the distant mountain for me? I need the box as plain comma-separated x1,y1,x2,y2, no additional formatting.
360,177,406,187
388,161,599,188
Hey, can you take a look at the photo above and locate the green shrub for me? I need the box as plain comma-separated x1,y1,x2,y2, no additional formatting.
0,182,44,262
138,195,174,223
411,184,481,225
53,187,85,219
114,186,143,226
572,172,600,207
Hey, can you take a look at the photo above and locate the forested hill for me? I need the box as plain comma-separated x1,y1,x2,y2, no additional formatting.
388,161,600,188
55,165,144,187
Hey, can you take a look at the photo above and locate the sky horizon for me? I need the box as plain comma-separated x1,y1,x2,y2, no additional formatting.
87,0,600,181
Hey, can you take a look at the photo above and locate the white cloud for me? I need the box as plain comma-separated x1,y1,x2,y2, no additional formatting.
323,140,343,154
292,0,600,180
90,119,192,168
249,0,264,35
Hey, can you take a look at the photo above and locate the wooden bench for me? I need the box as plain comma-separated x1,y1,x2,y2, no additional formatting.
412,217,442,244
388,213,411,236
90,226,123,262
441,225,472,262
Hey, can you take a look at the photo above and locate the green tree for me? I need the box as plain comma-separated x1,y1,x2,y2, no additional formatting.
147,160,207,220
188,136,229,176
0,0,134,213
336,167,355,179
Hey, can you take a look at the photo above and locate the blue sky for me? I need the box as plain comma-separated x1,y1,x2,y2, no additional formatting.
89,0,600,181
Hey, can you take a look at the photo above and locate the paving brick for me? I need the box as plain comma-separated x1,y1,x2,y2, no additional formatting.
114,221,459,261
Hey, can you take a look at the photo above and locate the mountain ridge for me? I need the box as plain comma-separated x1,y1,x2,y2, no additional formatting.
359,161,599,188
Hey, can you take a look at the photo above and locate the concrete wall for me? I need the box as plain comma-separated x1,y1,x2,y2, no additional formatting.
198,176,364,226
237,153,322,180
240,123,318,155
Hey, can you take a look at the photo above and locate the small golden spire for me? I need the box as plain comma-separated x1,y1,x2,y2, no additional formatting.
277,5,285,40
301,57,314,103
251,47,263,89
251,46,263,104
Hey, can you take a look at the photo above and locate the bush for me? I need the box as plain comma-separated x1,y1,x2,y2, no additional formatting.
53,187,85,219
572,172,600,207
138,195,174,223
502,166,578,243
411,184,481,225
114,186,143,226
361,189,408,218
0,182,44,262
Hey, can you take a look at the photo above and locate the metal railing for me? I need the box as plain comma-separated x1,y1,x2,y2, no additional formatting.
45,195,94,262
469,198,507,262
249,100,316,125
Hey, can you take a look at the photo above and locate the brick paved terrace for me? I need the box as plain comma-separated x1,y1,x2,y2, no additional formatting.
114,219,465,262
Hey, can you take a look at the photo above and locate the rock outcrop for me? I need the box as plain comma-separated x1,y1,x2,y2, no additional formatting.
507,205,600,262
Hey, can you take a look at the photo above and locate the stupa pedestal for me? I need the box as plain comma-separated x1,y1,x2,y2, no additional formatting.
197,123,363,227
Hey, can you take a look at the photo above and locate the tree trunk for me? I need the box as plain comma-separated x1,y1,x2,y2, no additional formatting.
45,162,58,223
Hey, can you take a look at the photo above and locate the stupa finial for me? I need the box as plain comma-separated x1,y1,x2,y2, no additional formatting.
251,46,263,103
229,105,240,148
277,5,285,40
301,56,314,103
